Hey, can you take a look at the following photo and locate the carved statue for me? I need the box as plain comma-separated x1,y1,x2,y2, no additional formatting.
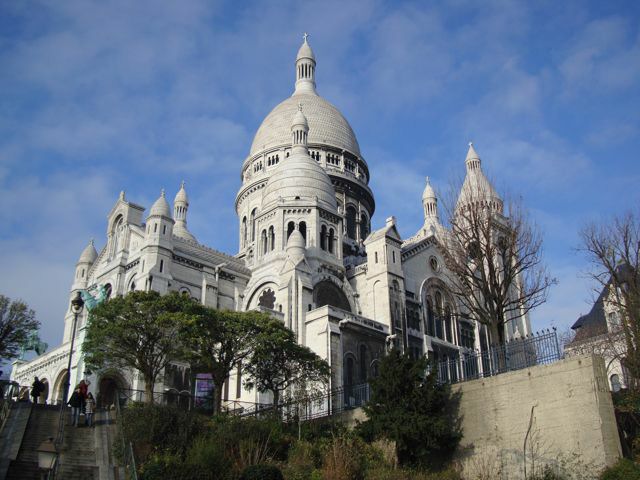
79,284,109,311
19,331,48,359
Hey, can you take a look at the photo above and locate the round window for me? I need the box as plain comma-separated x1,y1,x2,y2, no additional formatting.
429,256,439,272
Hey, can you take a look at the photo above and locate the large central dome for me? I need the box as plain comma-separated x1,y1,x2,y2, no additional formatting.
250,93,361,157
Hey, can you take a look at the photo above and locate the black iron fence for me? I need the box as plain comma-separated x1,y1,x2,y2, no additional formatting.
436,328,562,385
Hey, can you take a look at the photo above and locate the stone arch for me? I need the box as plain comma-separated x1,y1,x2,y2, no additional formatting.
52,369,69,405
245,282,279,311
97,370,129,409
38,378,50,404
313,280,351,312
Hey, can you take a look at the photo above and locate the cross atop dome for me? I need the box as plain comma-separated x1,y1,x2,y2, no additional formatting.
303,32,309,42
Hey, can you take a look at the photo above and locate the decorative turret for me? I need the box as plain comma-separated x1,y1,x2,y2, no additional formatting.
291,104,309,154
294,33,317,95
77,239,98,265
457,143,503,213
422,177,439,221
286,228,306,262
173,181,197,242
146,189,174,239
74,239,97,285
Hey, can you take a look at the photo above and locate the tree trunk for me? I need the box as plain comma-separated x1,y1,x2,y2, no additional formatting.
212,374,225,415
272,389,280,411
144,375,154,404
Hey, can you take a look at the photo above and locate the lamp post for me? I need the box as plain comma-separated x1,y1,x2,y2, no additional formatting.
64,292,84,404
37,436,57,479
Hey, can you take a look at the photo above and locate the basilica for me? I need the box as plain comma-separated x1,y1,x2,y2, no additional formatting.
11,37,531,407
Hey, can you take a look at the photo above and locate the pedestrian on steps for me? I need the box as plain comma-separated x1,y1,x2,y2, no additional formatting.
85,392,96,427
67,387,82,427
30,377,43,404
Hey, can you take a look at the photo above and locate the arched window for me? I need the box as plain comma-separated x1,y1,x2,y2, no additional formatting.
268,226,275,251
299,221,307,245
346,206,357,239
250,209,257,242
287,221,295,241
359,345,368,382
444,305,453,343
435,292,443,339
359,213,369,240
261,230,267,255
610,374,621,392
344,356,354,387
241,217,247,248
320,225,327,250
426,299,435,336
328,228,335,254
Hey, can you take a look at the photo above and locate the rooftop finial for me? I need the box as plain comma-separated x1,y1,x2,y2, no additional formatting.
303,32,309,42
180,180,185,189
160,188,165,197
90,238,94,246
426,176,430,184
469,141,473,147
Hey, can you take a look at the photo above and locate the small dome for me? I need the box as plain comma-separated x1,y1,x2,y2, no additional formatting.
286,229,306,260
422,177,436,201
78,239,98,264
292,106,309,130
149,189,172,218
297,35,315,61
261,150,337,210
457,143,502,210
174,181,188,204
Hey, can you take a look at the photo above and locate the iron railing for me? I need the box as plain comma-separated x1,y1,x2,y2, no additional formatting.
115,390,138,480
436,328,562,385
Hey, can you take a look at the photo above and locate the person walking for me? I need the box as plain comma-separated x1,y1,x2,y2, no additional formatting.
30,377,43,404
67,387,82,427
85,392,96,427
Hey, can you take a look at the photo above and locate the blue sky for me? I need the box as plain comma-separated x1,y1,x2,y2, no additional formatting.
1,0,639,353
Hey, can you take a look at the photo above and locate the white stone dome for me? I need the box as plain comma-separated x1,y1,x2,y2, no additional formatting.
261,150,337,210
250,93,361,157
149,190,172,218
78,239,98,264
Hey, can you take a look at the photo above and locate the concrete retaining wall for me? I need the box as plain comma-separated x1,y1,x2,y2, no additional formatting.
454,354,621,479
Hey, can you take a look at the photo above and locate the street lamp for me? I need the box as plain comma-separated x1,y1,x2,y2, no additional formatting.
64,292,85,404
37,437,58,479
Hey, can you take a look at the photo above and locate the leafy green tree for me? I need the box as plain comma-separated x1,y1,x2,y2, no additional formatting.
83,291,193,402
243,319,330,408
0,294,39,361
358,349,462,468
181,308,269,414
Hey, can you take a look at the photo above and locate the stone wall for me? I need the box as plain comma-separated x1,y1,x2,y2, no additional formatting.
454,354,621,479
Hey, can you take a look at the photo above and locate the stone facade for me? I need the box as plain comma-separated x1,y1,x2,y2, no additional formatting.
12,36,531,407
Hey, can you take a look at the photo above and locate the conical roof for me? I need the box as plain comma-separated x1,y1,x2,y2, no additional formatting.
174,181,188,204
422,177,436,201
78,239,98,264
296,34,315,61
149,189,172,218
457,143,502,209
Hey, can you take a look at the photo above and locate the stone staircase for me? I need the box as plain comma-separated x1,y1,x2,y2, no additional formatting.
4,404,101,479
5,404,60,479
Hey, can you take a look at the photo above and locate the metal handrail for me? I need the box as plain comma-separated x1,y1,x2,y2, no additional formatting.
114,389,138,480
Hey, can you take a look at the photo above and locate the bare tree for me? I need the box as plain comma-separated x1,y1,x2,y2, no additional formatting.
440,178,556,346
579,211,640,388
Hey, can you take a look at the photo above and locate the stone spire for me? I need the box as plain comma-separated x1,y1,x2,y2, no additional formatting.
422,176,439,223
173,181,197,242
291,104,310,154
294,33,317,95
457,143,503,213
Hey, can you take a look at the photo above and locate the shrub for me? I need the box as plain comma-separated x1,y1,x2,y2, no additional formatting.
139,453,215,480
240,464,284,480
185,435,231,475
600,458,640,480
121,402,206,461
321,435,378,480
